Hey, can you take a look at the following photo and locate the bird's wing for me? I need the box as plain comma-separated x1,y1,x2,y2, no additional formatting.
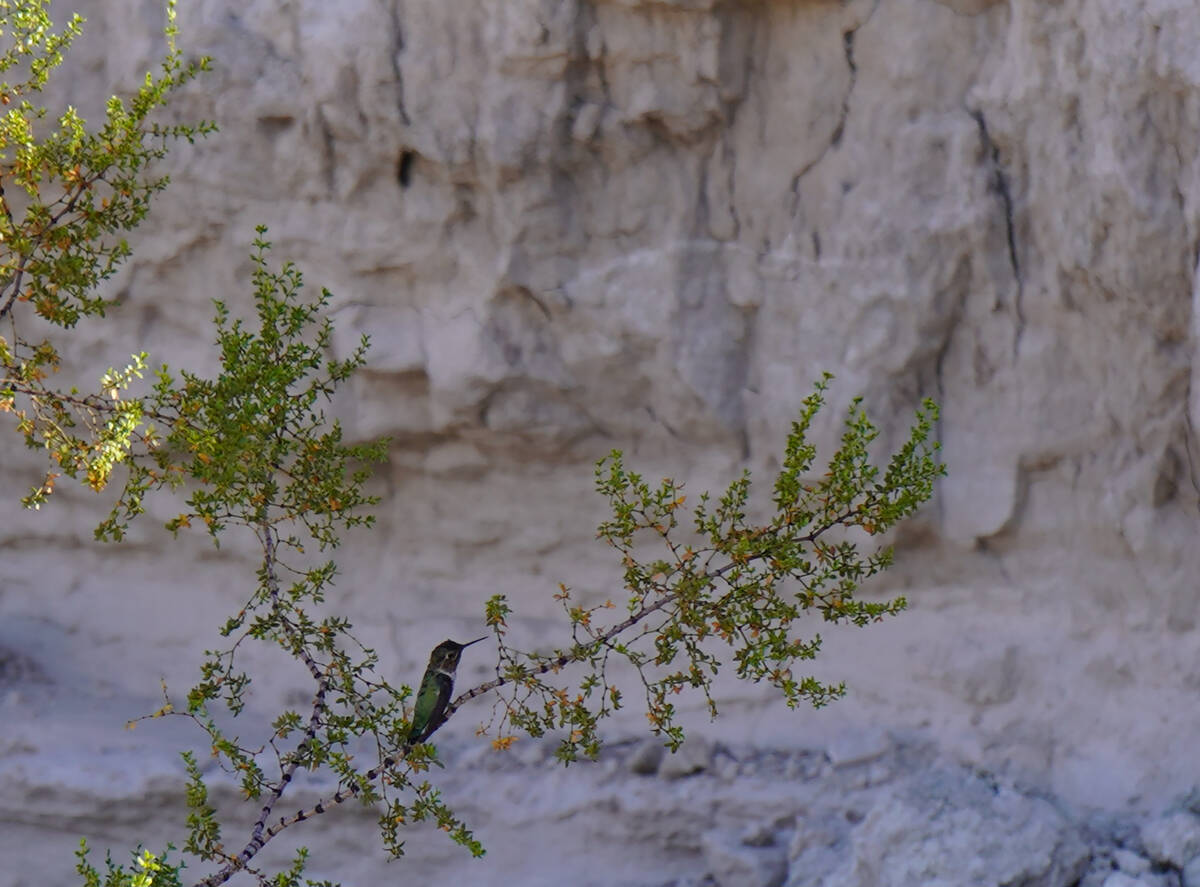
425,672,454,736
409,671,455,743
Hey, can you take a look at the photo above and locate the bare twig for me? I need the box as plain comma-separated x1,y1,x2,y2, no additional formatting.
194,502,863,886
196,526,333,887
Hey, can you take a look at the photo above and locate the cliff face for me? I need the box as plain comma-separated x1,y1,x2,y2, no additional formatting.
4,0,1200,883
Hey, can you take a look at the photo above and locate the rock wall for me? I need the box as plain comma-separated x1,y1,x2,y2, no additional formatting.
3,0,1200,884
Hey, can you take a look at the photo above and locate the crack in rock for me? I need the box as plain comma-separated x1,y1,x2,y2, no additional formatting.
388,0,412,127
969,108,1026,356
830,29,857,147
787,2,880,208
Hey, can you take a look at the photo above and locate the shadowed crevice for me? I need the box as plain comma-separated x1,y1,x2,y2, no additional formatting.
969,108,1025,355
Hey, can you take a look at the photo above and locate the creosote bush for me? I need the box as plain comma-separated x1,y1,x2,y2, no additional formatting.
0,3,946,886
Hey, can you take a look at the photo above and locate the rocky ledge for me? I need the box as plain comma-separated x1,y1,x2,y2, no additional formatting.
6,686,1198,887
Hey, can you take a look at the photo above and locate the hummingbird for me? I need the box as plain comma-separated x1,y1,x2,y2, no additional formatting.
406,636,487,744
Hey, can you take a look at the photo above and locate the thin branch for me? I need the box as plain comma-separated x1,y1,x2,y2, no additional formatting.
196,525,332,887
0,169,100,320
3,377,179,427
193,496,870,885
447,507,855,718
195,744,414,887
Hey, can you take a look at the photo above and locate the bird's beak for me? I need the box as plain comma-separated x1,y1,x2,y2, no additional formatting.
463,636,488,647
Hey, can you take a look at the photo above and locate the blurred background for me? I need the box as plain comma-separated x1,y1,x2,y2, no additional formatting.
3,1,1199,885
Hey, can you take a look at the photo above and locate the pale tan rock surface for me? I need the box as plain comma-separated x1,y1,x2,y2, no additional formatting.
3,0,1200,883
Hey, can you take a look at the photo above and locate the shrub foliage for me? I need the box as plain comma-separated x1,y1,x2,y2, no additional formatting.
0,3,945,885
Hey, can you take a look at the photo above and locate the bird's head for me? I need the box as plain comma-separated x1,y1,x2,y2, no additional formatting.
429,635,487,671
